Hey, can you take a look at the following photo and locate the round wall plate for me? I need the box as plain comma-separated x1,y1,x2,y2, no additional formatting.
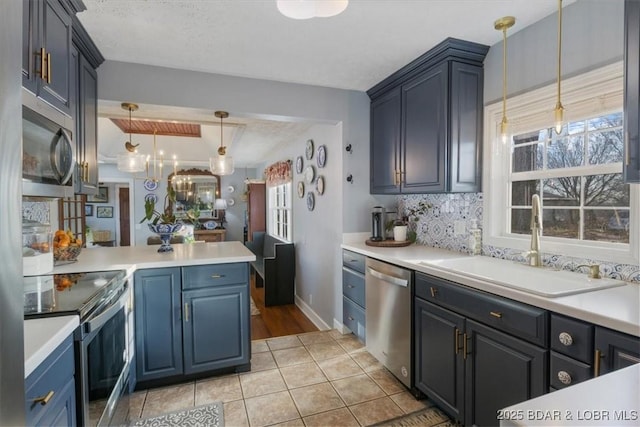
143,179,158,191
227,185,235,193
304,165,315,184
307,192,315,211
296,156,304,174
305,139,314,160
227,198,235,206
316,176,325,195
317,145,327,168
297,181,305,198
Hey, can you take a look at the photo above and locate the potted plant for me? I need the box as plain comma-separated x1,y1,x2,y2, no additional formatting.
140,185,182,252
401,200,431,243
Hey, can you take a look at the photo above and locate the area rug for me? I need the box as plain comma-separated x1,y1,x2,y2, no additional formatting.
131,402,224,427
374,406,454,427
250,296,260,316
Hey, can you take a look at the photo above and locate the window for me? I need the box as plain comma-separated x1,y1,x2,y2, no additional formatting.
268,183,292,241
484,63,639,264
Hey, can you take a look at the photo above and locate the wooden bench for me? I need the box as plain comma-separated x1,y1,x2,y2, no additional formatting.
244,232,295,306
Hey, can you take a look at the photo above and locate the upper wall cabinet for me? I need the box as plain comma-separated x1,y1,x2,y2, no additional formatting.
22,0,80,115
368,38,488,194
624,0,640,183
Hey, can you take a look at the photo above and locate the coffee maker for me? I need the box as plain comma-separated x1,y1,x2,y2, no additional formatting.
371,206,385,241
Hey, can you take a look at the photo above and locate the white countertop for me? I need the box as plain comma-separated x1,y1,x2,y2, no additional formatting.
341,242,640,337
24,315,79,378
24,241,255,378
500,364,640,426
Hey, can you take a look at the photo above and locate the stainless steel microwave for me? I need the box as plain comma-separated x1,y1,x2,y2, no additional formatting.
22,92,75,198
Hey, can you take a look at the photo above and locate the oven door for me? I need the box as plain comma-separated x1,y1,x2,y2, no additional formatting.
76,284,131,427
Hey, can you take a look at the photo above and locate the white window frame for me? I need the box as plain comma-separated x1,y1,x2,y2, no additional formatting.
267,182,292,242
483,62,639,265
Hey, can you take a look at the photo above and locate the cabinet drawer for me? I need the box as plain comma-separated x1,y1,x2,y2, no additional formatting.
550,313,594,364
182,263,248,290
25,335,75,426
416,273,548,347
550,351,592,390
343,296,366,342
342,250,365,274
342,267,365,308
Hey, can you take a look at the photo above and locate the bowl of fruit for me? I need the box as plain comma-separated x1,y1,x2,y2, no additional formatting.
53,229,82,264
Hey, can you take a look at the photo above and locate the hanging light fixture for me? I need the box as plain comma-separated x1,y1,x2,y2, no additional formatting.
116,103,146,173
209,111,235,176
554,0,564,134
277,0,348,20
494,16,515,145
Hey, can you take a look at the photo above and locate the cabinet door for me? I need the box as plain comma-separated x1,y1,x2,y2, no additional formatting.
183,283,250,374
76,53,98,194
35,378,75,427
401,62,447,193
134,268,183,382
370,87,401,194
594,326,640,376
624,0,640,183
449,61,483,192
22,0,39,92
39,0,73,114
464,319,547,427
414,298,465,423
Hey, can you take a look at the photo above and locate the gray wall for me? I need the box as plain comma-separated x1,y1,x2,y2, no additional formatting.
259,123,344,326
0,0,25,423
484,0,624,103
219,168,259,242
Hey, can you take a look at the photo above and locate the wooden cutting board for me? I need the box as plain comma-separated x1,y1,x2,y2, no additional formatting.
365,239,412,247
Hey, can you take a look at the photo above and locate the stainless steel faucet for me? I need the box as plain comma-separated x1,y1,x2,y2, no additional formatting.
524,194,543,267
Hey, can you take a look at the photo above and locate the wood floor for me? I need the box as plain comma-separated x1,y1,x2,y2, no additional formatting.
249,273,318,340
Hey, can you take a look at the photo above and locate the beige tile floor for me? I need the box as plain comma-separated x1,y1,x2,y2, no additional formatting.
129,330,434,426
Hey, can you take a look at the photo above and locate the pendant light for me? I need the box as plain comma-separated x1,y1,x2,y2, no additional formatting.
277,0,348,20
209,111,235,176
116,103,146,173
554,0,564,134
494,16,516,145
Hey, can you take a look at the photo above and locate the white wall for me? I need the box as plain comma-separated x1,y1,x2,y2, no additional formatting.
219,168,260,242
259,123,343,327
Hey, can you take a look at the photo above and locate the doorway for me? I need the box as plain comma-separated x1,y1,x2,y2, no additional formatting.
118,187,130,246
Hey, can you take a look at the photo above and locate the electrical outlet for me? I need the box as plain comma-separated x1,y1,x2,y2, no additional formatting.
454,220,466,236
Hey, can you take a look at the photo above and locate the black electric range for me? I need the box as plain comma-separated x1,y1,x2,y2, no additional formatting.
23,270,127,320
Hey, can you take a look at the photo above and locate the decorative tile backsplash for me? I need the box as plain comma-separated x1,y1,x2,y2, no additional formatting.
398,193,640,283
22,201,51,224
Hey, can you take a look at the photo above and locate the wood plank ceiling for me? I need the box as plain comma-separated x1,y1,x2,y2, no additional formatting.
111,118,201,138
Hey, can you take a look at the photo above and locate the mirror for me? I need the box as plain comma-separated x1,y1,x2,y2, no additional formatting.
168,168,221,220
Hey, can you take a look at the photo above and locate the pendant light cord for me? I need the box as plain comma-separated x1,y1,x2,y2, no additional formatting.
502,27,508,122
557,0,563,106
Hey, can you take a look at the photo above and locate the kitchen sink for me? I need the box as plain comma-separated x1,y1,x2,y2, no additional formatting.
416,256,626,298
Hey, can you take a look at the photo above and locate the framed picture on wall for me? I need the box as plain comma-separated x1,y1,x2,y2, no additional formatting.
88,186,108,203
85,204,94,217
96,206,113,218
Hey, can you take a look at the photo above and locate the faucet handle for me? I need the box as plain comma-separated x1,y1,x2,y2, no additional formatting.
576,264,601,279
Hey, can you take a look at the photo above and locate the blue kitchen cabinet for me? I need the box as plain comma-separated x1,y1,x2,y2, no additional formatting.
624,0,640,183
134,267,184,383
25,335,76,427
594,326,640,375
22,0,76,115
182,263,251,374
342,250,366,342
368,38,488,194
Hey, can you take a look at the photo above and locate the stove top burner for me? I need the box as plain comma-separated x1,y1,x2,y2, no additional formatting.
24,270,126,320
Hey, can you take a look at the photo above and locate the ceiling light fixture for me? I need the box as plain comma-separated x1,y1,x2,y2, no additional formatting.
494,16,515,145
116,103,146,173
554,0,564,134
277,0,348,20
209,111,235,176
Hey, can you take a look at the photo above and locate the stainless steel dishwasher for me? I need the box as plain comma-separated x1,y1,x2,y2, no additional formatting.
365,257,413,388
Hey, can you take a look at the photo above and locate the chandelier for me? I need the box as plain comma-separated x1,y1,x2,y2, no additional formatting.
209,111,235,176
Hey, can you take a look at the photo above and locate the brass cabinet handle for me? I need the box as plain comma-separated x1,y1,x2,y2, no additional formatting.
430,287,438,298
490,311,502,318
46,53,52,84
394,170,400,186
594,349,602,377
400,170,406,184
455,328,461,355
559,332,573,346
211,274,225,279
83,162,89,182
184,303,189,322
39,48,46,80
463,333,470,360
34,390,54,406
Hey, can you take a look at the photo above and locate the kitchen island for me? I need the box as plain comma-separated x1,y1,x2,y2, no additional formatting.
24,241,256,379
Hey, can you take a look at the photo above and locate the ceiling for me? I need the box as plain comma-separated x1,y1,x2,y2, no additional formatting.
82,0,573,168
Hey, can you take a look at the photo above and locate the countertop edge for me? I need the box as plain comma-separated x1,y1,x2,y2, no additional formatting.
24,315,79,378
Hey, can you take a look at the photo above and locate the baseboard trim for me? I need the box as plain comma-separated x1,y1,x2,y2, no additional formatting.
295,295,331,331
333,318,350,334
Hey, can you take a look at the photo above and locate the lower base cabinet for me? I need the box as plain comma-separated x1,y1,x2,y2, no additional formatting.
25,336,76,427
134,263,250,386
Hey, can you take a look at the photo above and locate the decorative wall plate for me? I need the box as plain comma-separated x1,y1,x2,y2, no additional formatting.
307,192,315,211
203,221,218,230
297,181,305,198
304,165,315,184
227,198,235,206
305,139,314,160
316,175,325,195
227,185,235,193
296,156,304,174
317,145,327,168
143,179,158,191
144,193,158,204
